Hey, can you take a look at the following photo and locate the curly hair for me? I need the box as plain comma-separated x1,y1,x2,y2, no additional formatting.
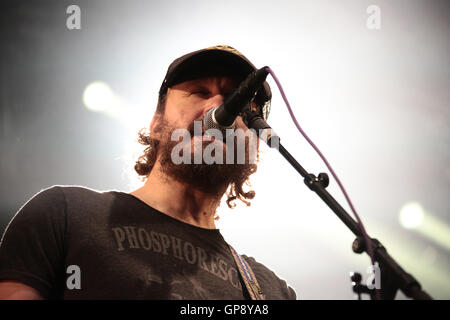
134,92,258,209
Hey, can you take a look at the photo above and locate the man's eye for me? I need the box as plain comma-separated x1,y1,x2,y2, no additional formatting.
192,90,210,97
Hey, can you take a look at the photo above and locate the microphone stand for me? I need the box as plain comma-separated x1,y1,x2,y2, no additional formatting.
242,109,433,300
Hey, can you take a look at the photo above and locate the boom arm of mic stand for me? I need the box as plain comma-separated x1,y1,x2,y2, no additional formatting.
243,109,433,300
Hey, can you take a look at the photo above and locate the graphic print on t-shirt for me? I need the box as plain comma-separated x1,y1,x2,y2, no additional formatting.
110,225,242,299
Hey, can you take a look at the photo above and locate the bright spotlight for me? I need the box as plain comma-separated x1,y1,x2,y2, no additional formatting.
399,202,424,229
83,81,117,112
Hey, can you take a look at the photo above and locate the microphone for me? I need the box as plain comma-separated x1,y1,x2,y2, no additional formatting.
203,67,269,134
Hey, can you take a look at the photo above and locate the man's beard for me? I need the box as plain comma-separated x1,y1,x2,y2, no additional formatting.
156,118,258,197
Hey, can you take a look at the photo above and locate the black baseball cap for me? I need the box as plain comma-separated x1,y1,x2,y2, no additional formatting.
159,45,272,119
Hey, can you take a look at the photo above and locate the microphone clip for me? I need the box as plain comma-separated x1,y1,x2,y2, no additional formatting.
242,108,280,148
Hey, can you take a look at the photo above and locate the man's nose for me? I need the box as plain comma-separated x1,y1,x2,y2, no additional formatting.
201,94,225,117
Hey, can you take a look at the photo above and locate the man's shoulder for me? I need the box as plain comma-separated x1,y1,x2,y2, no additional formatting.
37,184,118,201
44,184,110,194
26,184,124,215
241,254,279,281
23,185,138,230
241,254,297,300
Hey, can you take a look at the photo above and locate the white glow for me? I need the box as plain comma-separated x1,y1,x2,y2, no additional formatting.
83,81,118,112
399,202,425,229
82,81,153,129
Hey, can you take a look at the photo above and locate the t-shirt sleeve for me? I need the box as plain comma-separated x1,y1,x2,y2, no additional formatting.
0,186,67,298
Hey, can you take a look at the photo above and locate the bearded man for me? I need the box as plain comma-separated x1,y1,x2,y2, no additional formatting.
0,45,296,300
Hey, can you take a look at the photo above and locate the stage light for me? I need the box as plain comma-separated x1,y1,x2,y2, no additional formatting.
399,202,424,229
82,81,117,112
82,81,134,124
399,202,450,251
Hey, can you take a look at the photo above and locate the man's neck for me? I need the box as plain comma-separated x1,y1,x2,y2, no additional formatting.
130,162,223,229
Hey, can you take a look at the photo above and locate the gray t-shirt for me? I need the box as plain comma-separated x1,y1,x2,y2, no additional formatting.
0,186,296,300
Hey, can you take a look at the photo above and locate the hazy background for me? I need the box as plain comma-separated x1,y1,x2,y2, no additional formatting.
1,0,449,299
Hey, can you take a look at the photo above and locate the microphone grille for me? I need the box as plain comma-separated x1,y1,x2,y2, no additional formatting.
203,107,235,135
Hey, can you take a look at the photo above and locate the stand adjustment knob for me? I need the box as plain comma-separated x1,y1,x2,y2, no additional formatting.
318,172,329,188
